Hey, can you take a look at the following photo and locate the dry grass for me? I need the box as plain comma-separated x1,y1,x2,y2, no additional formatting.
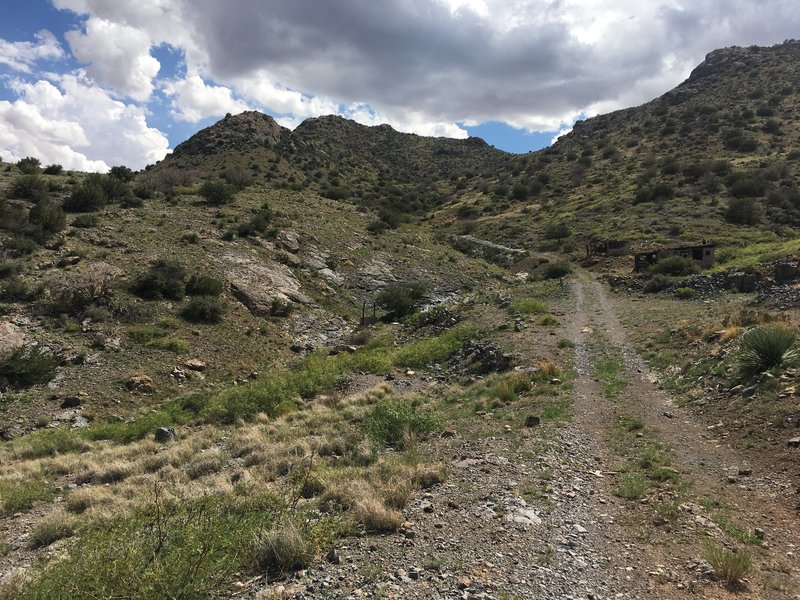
65,486,116,514
0,569,28,600
184,449,228,480
354,497,404,532
28,510,76,548
720,325,743,342
537,360,560,376
252,520,316,574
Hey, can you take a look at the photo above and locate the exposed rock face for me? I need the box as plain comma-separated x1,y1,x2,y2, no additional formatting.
0,322,25,360
218,250,311,317
170,111,289,157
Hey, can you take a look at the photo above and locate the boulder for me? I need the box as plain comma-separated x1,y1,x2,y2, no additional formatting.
219,251,311,317
0,322,25,360
154,427,176,443
126,374,155,393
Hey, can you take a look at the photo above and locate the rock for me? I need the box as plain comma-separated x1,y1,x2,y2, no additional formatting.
184,359,206,371
525,415,541,427
457,577,472,590
0,322,25,360
325,548,341,565
219,250,311,317
573,524,588,534
419,500,434,513
126,374,155,393
154,427,176,443
754,528,766,540
60,396,82,409
788,437,800,448
57,256,81,268
278,230,301,253
738,467,752,477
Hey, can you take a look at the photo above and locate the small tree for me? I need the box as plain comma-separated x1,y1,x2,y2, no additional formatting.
17,157,41,174
64,176,107,212
543,222,571,241
376,283,426,319
28,198,66,237
108,165,135,182
9,175,49,201
199,181,236,205
726,197,759,225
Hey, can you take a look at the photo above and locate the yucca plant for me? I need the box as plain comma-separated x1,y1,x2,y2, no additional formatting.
738,324,799,378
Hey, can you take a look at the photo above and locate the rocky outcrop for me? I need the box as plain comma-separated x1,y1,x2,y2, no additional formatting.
218,250,311,317
0,322,25,360
170,111,289,157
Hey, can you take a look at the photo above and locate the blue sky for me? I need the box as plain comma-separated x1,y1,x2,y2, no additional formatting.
1,1,799,171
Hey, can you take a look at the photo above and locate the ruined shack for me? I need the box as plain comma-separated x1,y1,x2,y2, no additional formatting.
634,242,716,272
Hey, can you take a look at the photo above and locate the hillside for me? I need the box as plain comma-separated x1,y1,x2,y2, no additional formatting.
3,41,800,600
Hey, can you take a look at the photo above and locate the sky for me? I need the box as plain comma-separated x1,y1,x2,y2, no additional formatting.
0,1,798,172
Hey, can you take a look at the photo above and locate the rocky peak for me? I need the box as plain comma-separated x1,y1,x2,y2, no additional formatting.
171,110,289,157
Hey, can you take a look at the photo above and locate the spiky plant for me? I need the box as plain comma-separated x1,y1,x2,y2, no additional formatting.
738,324,799,378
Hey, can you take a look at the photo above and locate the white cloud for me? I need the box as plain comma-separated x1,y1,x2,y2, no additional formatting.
0,75,169,171
163,75,249,122
0,30,64,73
65,17,160,100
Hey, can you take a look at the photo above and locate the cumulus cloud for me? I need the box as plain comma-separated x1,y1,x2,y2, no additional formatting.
0,30,64,73
64,17,160,101
163,75,250,122
0,74,169,171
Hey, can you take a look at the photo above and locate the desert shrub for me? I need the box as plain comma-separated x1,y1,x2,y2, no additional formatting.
43,164,63,175
0,346,60,388
0,260,19,279
28,198,66,237
738,324,798,378
236,203,272,237
9,175,48,201
543,222,570,240
199,180,236,205
64,176,107,212
108,165,135,182
723,130,758,152
542,262,571,279
186,274,224,296
376,282,426,319
131,261,187,300
252,520,315,575
16,157,41,174
29,512,76,548
71,214,98,228
269,298,293,317
648,257,698,276
5,236,38,255
675,287,695,299
0,276,39,302
726,197,759,225
704,542,751,586
727,172,767,197
47,263,119,316
364,397,441,448
181,296,226,323
643,274,674,293
354,497,404,532
221,167,252,189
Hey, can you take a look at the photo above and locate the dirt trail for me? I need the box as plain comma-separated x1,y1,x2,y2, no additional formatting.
568,273,800,599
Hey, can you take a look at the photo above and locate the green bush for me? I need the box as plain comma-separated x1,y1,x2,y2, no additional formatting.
43,164,63,175
364,396,441,448
376,282,426,319
28,198,66,237
269,298,293,317
9,175,48,201
648,257,698,276
64,176,107,212
542,262,571,279
71,214,98,228
738,325,798,378
181,296,226,323
236,203,272,237
643,274,674,293
0,346,60,388
509,298,549,314
131,261,187,300
0,478,54,514
199,180,236,205
16,157,41,174
543,222,570,240
726,197,759,225
186,274,224,296
675,287,695,299
108,165,135,182
727,172,767,198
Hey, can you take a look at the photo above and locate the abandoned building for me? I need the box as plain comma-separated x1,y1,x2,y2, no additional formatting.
586,239,632,258
634,242,716,272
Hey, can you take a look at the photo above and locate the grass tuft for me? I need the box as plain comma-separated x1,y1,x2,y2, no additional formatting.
738,324,798,378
